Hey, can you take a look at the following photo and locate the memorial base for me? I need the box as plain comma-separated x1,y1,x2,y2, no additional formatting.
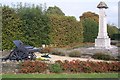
95,38,111,49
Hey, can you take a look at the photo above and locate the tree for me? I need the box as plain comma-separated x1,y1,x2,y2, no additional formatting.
80,11,120,42
46,6,65,16
81,18,98,42
0,5,2,50
80,12,99,42
80,11,99,23
2,6,23,50
107,24,120,40
17,4,50,46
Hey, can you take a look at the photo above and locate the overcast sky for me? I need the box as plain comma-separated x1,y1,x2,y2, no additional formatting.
1,0,119,27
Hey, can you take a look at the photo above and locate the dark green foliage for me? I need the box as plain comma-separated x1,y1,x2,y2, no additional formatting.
107,24,120,40
17,5,50,47
92,53,115,60
49,63,63,73
0,5,2,50
82,18,98,42
80,11,99,42
2,6,23,50
46,6,65,16
111,34,120,40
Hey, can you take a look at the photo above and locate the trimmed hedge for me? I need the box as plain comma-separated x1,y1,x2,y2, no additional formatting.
2,5,50,50
49,15,83,47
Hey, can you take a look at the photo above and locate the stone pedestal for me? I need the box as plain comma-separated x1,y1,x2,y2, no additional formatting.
95,38,111,49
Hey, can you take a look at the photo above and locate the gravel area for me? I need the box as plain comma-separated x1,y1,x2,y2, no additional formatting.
1,46,119,62
35,45,119,63
35,52,117,63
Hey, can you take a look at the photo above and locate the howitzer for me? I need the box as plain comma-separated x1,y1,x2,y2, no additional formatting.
2,40,42,61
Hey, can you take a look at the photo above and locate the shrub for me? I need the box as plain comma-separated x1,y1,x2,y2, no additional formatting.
55,60,120,73
49,63,63,73
92,53,115,60
19,60,47,73
68,50,81,57
51,49,66,56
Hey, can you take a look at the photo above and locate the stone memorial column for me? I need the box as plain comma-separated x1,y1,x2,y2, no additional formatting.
95,1,111,49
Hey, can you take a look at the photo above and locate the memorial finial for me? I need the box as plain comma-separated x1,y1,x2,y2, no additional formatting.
97,1,108,9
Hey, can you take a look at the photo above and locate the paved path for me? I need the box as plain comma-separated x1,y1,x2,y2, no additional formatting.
35,53,116,63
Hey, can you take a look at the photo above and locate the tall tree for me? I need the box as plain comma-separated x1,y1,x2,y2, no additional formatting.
80,11,99,23
0,5,2,50
80,12,99,42
46,6,65,16
82,18,98,42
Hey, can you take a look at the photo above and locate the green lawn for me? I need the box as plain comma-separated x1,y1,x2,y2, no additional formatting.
1,73,119,78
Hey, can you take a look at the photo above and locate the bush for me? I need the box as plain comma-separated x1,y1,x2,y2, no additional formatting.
55,60,120,73
92,53,115,60
49,63,63,73
51,49,66,56
19,60,48,73
68,50,81,57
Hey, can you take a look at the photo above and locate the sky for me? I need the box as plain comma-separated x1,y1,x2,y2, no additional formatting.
0,0,119,27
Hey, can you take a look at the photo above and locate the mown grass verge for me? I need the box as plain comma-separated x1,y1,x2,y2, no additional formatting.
2,73,119,78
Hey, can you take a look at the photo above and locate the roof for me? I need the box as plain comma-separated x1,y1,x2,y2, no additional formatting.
97,1,108,9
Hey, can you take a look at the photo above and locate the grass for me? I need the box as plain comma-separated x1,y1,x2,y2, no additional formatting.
2,73,119,78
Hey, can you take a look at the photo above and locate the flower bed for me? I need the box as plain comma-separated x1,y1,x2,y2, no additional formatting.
19,60,120,73
19,60,48,73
